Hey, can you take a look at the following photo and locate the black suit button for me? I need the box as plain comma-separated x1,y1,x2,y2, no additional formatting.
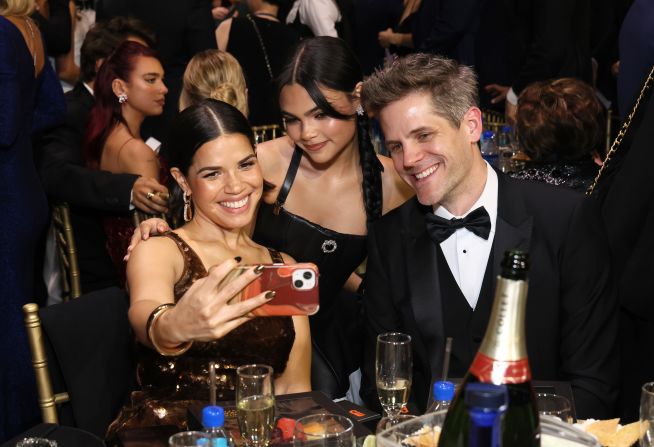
472,336,482,344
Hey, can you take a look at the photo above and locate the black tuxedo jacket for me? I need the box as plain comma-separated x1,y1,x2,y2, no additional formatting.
361,174,619,419
37,83,136,210
475,0,592,98
36,83,133,292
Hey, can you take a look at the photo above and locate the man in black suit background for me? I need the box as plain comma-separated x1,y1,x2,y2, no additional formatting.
96,0,216,140
479,0,591,119
36,17,168,293
359,54,619,419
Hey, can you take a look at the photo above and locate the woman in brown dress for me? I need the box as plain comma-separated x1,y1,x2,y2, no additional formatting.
108,99,310,437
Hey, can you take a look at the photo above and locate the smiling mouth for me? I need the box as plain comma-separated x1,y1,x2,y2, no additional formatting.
219,196,249,209
414,164,439,180
304,141,327,151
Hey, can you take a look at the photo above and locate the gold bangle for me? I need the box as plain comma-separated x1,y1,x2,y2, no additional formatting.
146,303,193,357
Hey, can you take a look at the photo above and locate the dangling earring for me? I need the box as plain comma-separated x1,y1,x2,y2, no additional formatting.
183,192,193,222
118,93,128,104
355,104,365,116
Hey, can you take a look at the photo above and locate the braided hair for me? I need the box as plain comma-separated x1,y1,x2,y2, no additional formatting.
277,36,383,222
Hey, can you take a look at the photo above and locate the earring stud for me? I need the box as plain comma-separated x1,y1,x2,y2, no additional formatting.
118,93,128,104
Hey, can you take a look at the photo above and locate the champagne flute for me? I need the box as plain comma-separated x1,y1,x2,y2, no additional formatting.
376,332,412,420
237,364,275,447
640,382,654,446
293,413,355,447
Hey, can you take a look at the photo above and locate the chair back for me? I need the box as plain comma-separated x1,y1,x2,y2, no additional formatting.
51,202,82,300
22,287,136,438
481,109,507,135
252,124,283,144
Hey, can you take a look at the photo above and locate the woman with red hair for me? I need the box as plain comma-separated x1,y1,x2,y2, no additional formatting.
85,40,168,281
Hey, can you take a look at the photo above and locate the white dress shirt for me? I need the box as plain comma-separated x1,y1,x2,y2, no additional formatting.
433,163,498,310
286,0,341,38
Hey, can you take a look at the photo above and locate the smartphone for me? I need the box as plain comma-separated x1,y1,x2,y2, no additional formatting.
220,263,319,316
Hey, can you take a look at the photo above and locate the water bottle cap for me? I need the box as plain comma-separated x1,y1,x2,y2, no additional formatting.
482,130,495,140
433,381,455,401
202,405,225,428
464,383,508,410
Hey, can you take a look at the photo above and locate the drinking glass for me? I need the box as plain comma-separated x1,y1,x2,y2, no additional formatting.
293,413,355,447
536,393,573,423
640,382,654,446
376,332,412,420
168,431,210,446
375,414,416,434
236,364,275,447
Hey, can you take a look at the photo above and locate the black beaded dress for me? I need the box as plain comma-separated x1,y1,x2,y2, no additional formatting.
107,232,295,437
253,148,368,397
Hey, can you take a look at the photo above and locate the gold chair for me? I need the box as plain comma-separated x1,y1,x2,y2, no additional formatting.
22,287,135,436
51,202,81,300
252,124,283,144
481,109,507,135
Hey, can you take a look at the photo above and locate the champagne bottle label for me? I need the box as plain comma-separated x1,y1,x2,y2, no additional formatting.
469,352,531,384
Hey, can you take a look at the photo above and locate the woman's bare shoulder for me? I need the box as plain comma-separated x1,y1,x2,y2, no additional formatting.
377,153,414,214
257,136,295,203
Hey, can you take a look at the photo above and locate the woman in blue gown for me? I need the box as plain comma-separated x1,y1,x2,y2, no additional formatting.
0,0,65,439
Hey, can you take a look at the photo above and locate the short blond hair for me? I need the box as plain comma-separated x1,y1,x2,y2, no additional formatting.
362,53,478,128
179,50,249,117
0,0,36,16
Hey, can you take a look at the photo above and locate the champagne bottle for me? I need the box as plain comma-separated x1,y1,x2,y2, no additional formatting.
438,250,540,447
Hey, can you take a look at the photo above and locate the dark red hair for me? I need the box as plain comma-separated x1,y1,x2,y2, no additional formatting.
84,41,162,169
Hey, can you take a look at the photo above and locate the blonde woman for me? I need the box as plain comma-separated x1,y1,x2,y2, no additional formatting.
1,0,65,438
179,49,248,116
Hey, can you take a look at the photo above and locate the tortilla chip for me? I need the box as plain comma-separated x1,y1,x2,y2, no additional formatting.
586,418,620,445
606,421,642,447
403,425,441,447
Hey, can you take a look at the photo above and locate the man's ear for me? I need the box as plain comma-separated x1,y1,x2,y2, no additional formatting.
463,107,483,143
170,168,191,196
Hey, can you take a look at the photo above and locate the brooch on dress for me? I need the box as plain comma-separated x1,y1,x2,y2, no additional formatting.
321,239,337,253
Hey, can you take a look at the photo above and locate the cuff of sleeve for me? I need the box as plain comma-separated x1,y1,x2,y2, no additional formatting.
506,88,519,105
129,189,135,211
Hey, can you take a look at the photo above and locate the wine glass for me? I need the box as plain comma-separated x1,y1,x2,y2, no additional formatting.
236,364,275,447
536,393,573,424
168,431,210,446
293,413,355,447
640,382,654,446
376,332,412,420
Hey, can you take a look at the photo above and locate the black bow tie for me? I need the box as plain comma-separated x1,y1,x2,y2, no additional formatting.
425,206,491,244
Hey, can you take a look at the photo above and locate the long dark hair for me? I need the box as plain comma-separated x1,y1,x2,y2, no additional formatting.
165,99,256,223
84,41,162,169
277,36,383,222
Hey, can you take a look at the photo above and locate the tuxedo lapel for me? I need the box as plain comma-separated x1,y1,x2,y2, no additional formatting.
492,174,533,279
404,200,446,378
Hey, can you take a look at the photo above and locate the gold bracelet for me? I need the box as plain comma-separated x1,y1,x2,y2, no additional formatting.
146,303,193,357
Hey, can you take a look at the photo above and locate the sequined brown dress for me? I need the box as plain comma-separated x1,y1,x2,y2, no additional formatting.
107,232,295,438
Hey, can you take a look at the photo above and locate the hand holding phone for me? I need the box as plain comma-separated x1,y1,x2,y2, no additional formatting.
221,263,320,316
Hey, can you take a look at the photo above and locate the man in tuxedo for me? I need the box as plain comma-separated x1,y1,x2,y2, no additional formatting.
359,54,619,419
37,17,168,293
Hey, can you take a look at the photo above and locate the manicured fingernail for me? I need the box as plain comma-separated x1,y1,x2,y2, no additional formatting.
234,256,242,263
254,265,264,274
265,291,276,299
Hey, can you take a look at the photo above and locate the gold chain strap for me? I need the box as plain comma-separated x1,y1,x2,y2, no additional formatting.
587,65,654,195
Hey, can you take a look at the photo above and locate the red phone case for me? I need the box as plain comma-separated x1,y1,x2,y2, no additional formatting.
230,263,320,316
